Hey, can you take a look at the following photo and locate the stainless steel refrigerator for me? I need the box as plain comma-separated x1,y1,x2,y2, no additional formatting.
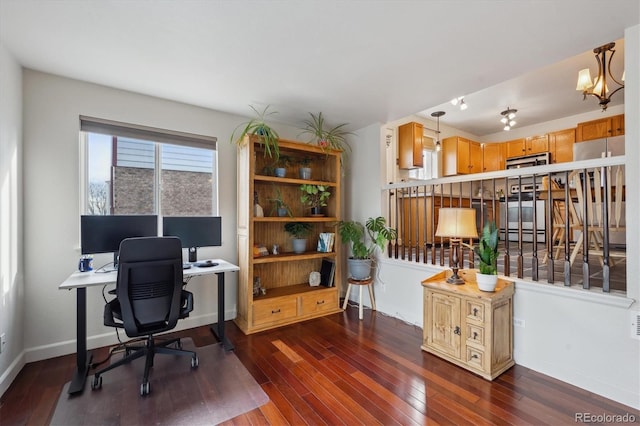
573,135,625,160
572,135,625,246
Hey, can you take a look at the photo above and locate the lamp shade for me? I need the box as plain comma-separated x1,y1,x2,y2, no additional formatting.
435,208,478,239
576,68,593,91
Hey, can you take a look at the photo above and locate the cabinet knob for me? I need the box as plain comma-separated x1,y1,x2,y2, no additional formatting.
471,354,479,359
316,300,325,305
454,326,461,335
473,332,478,340
473,308,478,316
271,309,281,314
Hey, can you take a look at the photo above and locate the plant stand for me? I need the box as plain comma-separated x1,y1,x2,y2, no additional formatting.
342,277,375,320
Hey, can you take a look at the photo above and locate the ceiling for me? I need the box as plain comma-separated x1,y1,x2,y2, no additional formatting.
1,1,638,136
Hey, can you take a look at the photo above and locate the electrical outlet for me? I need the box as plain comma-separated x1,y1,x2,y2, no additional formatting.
0,333,6,354
513,318,525,328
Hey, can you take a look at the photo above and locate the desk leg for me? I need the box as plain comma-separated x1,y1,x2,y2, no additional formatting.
211,272,234,351
68,287,93,394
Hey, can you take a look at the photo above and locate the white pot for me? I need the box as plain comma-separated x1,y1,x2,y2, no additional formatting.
476,272,498,292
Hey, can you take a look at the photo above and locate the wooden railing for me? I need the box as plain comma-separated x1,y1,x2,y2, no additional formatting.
382,156,627,293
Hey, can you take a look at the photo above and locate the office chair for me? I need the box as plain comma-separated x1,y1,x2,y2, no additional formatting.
91,236,198,396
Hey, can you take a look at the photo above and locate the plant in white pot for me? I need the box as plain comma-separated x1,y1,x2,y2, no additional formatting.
338,216,397,280
473,221,500,291
284,222,313,254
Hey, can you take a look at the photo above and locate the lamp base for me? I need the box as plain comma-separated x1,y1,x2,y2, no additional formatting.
446,272,465,285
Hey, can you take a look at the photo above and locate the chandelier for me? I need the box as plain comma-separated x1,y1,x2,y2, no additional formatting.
500,108,517,131
576,42,625,111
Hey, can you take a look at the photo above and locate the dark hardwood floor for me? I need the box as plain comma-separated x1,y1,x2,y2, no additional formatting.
2,305,638,425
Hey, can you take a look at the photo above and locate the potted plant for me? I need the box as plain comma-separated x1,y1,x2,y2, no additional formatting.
338,216,397,280
230,104,280,159
473,221,499,291
300,112,353,157
284,222,313,254
272,155,293,178
298,156,313,180
268,188,292,217
300,184,331,216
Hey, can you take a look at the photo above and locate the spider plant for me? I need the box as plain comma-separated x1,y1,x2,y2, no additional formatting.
231,105,280,159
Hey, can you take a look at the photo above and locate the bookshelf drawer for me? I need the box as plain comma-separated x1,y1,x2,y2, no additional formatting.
253,298,297,327
300,290,337,315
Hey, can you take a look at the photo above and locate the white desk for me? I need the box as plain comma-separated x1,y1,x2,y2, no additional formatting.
59,259,239,395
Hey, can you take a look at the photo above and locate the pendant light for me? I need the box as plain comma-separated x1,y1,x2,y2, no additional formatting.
431,111,445,152
576,42,624,111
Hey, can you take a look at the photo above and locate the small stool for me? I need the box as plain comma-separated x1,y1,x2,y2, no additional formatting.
342,277,375,320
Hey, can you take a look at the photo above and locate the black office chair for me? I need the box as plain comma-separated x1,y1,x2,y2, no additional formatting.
91,236,198,396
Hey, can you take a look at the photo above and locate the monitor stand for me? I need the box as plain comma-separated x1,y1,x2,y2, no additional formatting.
188,247,198,263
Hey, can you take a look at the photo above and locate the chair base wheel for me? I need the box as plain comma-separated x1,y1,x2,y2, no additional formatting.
140,381,150,396
91,375,102,390
191,354,199,368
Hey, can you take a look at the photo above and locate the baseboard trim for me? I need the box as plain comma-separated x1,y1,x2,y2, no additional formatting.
23,309,235,364
0,351,26,398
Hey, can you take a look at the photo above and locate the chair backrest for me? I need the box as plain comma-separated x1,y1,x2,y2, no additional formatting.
570,166,624,229
116,236,184,337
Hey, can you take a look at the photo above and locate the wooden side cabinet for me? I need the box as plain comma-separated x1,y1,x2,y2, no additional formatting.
421,269,514,380
549,128,575,163
398,122,423,169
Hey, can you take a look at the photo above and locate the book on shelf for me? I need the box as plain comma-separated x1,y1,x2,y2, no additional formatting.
317,233,335,253
320,259,335,287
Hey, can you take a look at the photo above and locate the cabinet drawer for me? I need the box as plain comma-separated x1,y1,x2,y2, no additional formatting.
300,290,337,316
253,298,297,327
466,324,485,348
465,300,485,323
466,347,485,370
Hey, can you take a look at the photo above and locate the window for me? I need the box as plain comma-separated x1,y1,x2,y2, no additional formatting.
408,148,438,180
81,116,218,216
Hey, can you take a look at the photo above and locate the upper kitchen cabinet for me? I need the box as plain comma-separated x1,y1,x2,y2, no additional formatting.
505,135,548,158
482,143,505,172
398,122,423,169
442,136,481,176
576,114,625,142
549,128,575,163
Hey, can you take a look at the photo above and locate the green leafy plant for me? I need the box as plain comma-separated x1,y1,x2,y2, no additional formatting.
268,188,292,217
338,216,397,259
299,184,331,209
474,222,499,275
284,222,313,239
230,105,280,159
300,112,353,154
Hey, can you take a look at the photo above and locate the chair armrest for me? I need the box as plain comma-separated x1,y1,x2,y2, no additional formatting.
180,290,194,318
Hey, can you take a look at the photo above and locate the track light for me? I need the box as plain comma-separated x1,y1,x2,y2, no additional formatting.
500,108,517,131
450,96,467,111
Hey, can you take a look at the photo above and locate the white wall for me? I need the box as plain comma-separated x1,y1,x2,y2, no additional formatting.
0,43,25,397
21,70,301,362
348,25,640,410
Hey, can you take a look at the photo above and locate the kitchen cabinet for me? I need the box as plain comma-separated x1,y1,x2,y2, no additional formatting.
549,128,575,163
505,135,548,158
442,136,481,176
421,269,514,380
576,114,625,142
398,122,423,169
482,143,505,172
235,137,342,334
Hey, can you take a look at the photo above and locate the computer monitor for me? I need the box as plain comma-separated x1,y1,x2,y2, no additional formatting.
162,216,222,262
80,215,158,267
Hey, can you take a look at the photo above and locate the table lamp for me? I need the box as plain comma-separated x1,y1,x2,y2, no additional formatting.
435,208,478,284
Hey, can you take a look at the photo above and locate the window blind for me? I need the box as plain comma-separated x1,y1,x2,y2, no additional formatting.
80,115,217,150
